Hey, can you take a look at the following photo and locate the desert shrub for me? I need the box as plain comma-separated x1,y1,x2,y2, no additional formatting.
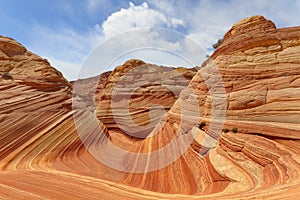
232,127,238,133
1,72,13,80
222,128,229,133
199,121,206,129
212,38,223,49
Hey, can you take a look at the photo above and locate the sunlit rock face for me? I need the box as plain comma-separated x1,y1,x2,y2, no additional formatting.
212,16,300,123
0,15,300,200
95,59,198,138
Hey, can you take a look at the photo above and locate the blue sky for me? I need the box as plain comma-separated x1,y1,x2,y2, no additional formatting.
1,0,300,80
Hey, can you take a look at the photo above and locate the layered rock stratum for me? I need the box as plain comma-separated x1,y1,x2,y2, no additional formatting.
0,15,300,199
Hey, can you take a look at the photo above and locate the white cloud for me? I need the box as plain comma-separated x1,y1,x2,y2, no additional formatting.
24,0,300,81
76,2,197,79
27,2,189,80
101,2,185,38
149,0,300,54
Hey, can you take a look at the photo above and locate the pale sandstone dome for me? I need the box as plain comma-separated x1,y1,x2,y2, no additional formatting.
0,15,299,199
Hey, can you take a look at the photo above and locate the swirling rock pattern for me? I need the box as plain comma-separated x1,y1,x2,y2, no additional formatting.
96,59,198,138
0,15,300,200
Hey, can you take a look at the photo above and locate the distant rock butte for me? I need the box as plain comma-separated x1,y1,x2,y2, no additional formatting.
0,16,300,200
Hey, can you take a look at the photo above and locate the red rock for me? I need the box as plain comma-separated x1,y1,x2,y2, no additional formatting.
0,15,300,199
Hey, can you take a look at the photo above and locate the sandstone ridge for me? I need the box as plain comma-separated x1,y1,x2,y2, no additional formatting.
0,16,299,199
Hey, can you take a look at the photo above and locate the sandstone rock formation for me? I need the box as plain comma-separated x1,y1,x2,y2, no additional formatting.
0,15,300,200
95,59,198,138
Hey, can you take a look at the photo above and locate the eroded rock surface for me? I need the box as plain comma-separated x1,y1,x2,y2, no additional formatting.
0,16,300,200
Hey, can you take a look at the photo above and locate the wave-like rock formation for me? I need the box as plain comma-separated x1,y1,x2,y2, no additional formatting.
0,16,300,199
95,59,198,138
